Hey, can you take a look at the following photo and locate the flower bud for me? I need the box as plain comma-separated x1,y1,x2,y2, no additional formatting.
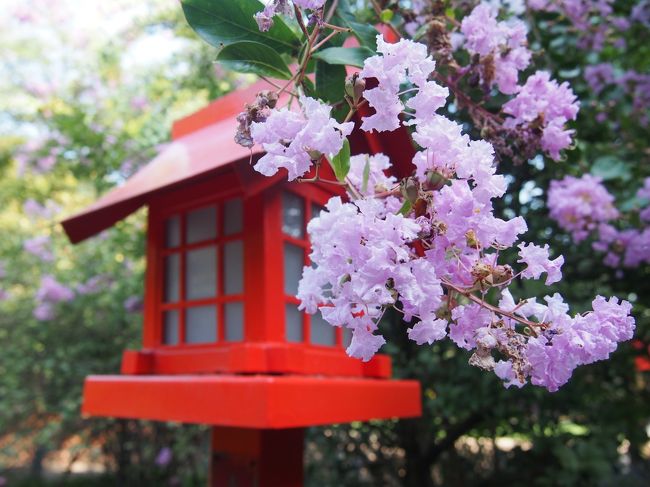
426,171,447,191
345,73,366,106
307,149,322,161
400,177,420,203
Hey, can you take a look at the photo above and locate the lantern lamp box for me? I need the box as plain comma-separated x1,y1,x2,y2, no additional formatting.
62,81,421,485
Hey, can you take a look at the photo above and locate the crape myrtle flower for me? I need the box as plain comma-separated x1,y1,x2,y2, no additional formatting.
237,28,634,391
547,174,618,242
460,3,531,94
503,71,579,160
250,96,353,181
254,0,325,32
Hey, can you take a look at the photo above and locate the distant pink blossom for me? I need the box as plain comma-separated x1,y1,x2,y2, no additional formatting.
504,71,579,160
460,3,531,94
547,174,618,242
24,236,54,262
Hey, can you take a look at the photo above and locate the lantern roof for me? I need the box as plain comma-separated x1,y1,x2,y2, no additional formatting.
61,81,274,244
62,79,416,244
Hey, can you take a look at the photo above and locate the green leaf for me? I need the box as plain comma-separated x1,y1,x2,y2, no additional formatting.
300,77,316,98
181,0,300,54
316,61,346,104
312,47,375,68
331,138,351,182
361,157,371,194
397,200,412,215
591,156,632,181
332,10,378,50
217,41,292,79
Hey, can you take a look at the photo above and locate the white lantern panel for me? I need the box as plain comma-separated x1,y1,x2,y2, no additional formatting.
283,243,304,296
343,327,352,348
311,203,325,221
285,304,303,343
186,306,217,344
165,215,181,248
224,198,243,235
225,301,244,342
224,241,244,295
186,205,217,244
310,310,336,346
282,192,304,238
163,310,179,345
186,246,217,300
164,254,180,303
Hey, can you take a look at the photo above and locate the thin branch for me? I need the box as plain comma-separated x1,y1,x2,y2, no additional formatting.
294,4,310,38
441,278,546,335
311,30,341,52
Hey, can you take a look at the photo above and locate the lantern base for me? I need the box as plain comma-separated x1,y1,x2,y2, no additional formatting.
120,344,392,378
82,374,421,428
210,427,303,487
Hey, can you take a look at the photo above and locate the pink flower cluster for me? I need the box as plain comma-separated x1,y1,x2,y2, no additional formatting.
503,71,580,160
34,275,74,321
23,199,59,220
294,38,632,391
548,175,650,268
347,153,397,197
23,235,54,262
250,96,353,181
495,291,635,391
359,35,443,132
460,3,531,94
547,174,618,242
298,196,445,360
529,0,633,52
241,25,635,391
254,0,325,31
585,64,650,125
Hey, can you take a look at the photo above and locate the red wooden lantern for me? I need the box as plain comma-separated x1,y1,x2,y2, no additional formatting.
62,80,421,486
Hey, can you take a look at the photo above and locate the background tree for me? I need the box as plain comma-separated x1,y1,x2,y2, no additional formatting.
0,0,648,486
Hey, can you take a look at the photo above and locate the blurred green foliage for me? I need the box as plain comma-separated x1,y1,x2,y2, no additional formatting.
0,1,648,486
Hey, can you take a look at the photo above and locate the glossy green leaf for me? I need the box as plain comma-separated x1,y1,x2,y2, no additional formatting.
331,138,351,182
217,41,292,79
300,77,316,98
313,47,375,68
332,7,378,50
181,0,300,54
362,157,371,194
315,60,346,104
397,200,412,215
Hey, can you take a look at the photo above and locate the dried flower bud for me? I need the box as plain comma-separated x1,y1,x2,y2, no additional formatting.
400,177,420,203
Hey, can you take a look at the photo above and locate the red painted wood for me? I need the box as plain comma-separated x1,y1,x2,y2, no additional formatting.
82,374,422,428
172,79,288,140
119,344,391,378
134,168,386,378
120,350,153,375
143,209,160,348
263,187,286,343
210,427,303,487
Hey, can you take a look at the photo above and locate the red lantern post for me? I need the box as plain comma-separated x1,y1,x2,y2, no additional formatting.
62,81,421,486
